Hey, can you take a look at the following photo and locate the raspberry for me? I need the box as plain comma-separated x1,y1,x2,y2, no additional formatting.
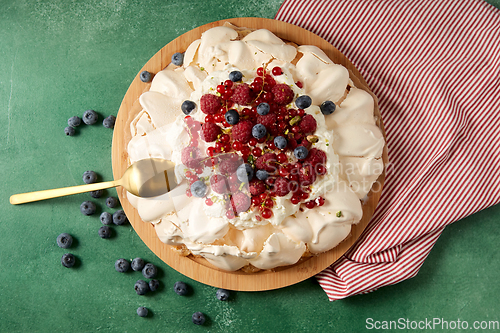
274,177,291,197
271,84,294,105
231,83,253,106
201,122,221,142
299,163,316,186
249,179,266,196
230,192,251,214
181,146,203,169
200,94,222,114
299,114,317,134
232,120,254,144
255,153,278,173
210,174,229,194
257,113,278,135
305,148,327,167
219,158,239,175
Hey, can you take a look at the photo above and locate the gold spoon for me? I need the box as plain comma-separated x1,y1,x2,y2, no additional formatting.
10,158,177,205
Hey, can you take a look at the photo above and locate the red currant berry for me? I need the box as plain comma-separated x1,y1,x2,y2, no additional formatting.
214,114,224,123
256,67,264,76
265,198,274,208
259,193,267,201
231,141,242,151
252,147,262,156
186,189,192,197
291,125,300,133
240,146,251,156
268,142,277,150
251,82,263,92
195,167,204,174
224,80,233,88
290,195,300,205
226,210,235,219
205,115,215,123
316,197,325,206
296,81,303,88
261,208,273,219
254,77,264,85
297,109,305,117
277,153,287,163
289,109,297,117
251,196,261,206
300,192,309,200
249,138,258,146
217,85,225,94
305,200,316,209
272,66,283,76
205,198,213,206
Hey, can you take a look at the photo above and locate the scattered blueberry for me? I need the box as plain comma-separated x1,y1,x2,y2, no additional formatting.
61,253,76,268
252,124,267,139
274,136,287,150
103,115,116,128
140,71,152,83
294,146,309,160
82,110,98,125
295,95,312,109
98,226,111,239
137,306,148,317
100,212,112,225
106,196,118,208
192,312,206,325
190,181,207,198
134,280,150,295
82,170,97,184
64,126,75,136
113,210,128,225
236,163,253,182
142,263,157,279
115,258,130,273
131,258,145,272
80,201,96,216
256,169,269,181
149,279,160,292
171,52,184,66
56,233,73,249
68,116,81,127
225,109,239,125
90,189,103,198
174,281,188,296
320,100,336,115
256,102,270,115
229,70,243,82
181,100,196,115
216,288,231,301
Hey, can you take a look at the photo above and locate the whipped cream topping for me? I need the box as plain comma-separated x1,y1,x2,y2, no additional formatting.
126,24,385,271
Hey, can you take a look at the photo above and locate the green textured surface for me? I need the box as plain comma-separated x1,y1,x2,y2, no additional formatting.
1,1,499,332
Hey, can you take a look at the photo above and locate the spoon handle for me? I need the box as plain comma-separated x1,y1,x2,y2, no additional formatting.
9,180,121,205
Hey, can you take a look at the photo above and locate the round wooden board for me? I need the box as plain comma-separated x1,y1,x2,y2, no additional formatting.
112,17,387,291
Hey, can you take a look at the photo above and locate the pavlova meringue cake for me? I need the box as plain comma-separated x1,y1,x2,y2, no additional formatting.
124,23,385,272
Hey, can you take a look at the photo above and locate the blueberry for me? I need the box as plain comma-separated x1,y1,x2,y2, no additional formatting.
274,136,287,150
225,109,239,125
140,71,152,83
149,279,160,292
82,170,97,184
174,281,188,296
134,280,150,295
64,126,75,136
142,263,157,279
103,115,116,128
229,70,243,82
191,180,207,198
131,258,145,271
216,288,230,301
68,116,81,127
236,163,253,182
192,312,206,325
171,52,184,66
100,212,112,225
295,95,312,109
320,100,336,115
113,210,128,225
106,196,118,208
98,226,111,239
82,110,98,125
115,258,130,273
80,201,96,216
294,146,309,160
90,189,103,198
256,169,269,181
256,102,270,115
56,233,73,249
61,253,76,268
137,306,148,317
252,124,267,139
181,100,196,115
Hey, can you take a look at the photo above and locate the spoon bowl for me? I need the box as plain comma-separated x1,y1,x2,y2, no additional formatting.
10,158,177,205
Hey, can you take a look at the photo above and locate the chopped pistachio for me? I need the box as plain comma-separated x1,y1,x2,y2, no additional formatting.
336,211,342,218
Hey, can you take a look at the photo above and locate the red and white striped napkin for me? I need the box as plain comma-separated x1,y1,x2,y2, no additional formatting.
276,0,500,301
